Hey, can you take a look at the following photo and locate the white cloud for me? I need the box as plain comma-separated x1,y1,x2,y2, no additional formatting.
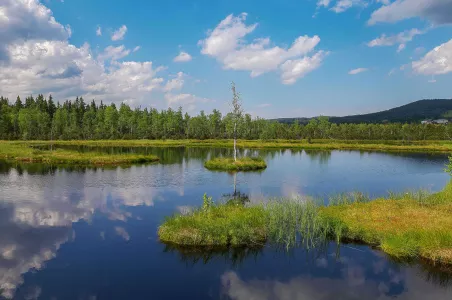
0,0,215,112
348,67,368,75
164,72,185,92
388,68,396,76
164,93,212,111
96,25,102,36
173,51,192,62
280,51,328,84
111,25,127,41
412,39,452,75
368,0,452,25
367,28,424,52
316,0,367,13
0,0,71,61
199,13,325,83
317,0,332,8
397,43,405,52
97,45,130,62
330,0,368,13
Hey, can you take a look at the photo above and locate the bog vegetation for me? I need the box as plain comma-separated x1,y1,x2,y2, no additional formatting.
1,95,452,141
159,182,452,265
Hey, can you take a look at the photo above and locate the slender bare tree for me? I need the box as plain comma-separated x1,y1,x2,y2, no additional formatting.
230,82,243,162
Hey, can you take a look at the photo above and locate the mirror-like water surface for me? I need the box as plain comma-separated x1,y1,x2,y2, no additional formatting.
0,148,451,300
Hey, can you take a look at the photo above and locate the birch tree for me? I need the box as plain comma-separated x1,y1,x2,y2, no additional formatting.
230,82,243,161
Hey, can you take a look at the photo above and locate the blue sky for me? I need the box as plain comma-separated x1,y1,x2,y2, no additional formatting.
1,0,452,117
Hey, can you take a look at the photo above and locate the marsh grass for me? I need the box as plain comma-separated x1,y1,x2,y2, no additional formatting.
6,139,452,152
159,183,452,265
158,194,267,247
320,183,452,264
0,143,159,165
204,157,267,171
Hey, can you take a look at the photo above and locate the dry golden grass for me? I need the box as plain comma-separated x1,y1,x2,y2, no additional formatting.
320,191,452,264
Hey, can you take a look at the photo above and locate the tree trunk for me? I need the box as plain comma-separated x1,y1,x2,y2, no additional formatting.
234,121,237,161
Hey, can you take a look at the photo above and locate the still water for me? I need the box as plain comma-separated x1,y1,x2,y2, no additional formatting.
0,148,451,300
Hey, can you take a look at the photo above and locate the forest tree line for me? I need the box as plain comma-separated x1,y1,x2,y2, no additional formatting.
0,95,452,141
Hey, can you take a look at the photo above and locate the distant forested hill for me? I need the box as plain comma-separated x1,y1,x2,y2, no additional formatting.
276,99,452,124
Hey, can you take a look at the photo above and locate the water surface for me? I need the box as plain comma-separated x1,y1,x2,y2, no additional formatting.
0,148,451,299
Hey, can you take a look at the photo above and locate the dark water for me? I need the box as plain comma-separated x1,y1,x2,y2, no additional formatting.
0,148,451,300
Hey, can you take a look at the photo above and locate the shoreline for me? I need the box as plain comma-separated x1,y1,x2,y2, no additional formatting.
3,139,452,153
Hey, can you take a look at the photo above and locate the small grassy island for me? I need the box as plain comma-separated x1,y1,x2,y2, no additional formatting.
204,157,267,171
158,184,452,265
0,143,159,166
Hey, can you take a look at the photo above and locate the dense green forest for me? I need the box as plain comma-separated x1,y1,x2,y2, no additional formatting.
276,99,452,124
1,95,452,141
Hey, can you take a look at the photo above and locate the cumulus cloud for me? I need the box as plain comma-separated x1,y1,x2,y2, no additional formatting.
412,39,452,75
280,51,328,84
97,45,131,62
96,25,102,36
368,0,452,25
164,93,212,111
164,72,185,92
173,51,192,62
199,13,325,84
367,28,424,52
0,1,220,111
111,25,127,41
0,0,71,61
348,68,368,75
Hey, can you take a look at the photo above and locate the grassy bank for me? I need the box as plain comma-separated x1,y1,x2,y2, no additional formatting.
204,157,267,171
5,139,452,152
0,143,159,166
158,184,452,265
320,186,452,264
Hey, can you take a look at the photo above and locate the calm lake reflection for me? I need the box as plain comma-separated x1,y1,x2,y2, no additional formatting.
0,148,451,300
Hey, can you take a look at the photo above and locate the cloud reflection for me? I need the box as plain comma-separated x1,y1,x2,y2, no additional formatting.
220,256,452,300
0,167,174,298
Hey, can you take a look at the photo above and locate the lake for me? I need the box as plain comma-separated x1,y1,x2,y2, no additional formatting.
0,148,451,300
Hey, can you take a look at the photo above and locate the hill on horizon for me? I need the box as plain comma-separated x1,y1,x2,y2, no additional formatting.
275,99,452,124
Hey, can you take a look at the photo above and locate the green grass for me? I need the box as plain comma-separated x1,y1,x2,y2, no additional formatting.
204,157,267,171
159,183,452,265
0,142,159,166
158,194,267,246
5,139,452,152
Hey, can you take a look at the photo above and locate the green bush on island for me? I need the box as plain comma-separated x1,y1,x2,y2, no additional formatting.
204,157,267,171
158,184,452,265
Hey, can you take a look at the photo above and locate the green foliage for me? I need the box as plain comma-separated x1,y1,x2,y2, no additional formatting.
1,95,452,141
204,157,267,171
